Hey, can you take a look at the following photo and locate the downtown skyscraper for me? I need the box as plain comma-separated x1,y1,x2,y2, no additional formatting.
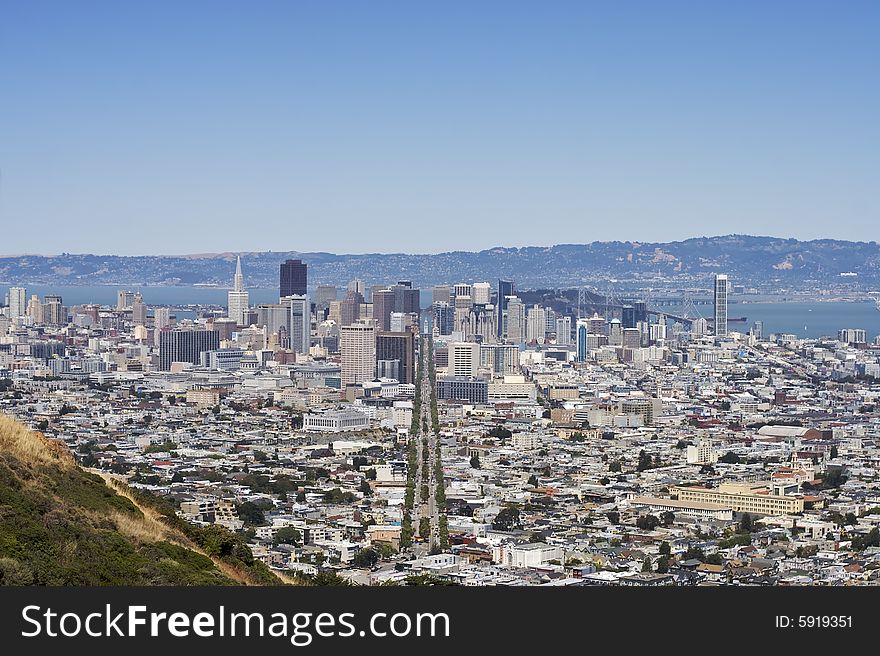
340,321,376,386
280,259,307,298
227,256,249,326
714,273,729,337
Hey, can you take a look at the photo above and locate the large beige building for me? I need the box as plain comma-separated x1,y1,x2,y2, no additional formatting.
340,320,376,386
672,483,804,515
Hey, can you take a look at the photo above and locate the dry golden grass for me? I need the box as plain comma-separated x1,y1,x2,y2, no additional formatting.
107,510,171,543
96,472,256,586
1,413,290,586
0,414,75,469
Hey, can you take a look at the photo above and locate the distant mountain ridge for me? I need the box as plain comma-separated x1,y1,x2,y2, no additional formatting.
2,235,879,289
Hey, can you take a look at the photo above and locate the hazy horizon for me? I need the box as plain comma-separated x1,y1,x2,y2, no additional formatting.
3,233,880,259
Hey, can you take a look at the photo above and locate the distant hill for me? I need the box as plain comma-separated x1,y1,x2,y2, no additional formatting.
0,414,280,586
2,235,879,289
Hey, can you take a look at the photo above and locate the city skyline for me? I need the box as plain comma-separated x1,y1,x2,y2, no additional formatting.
2,1,878,255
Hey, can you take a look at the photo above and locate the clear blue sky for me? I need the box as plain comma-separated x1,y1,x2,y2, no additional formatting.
1,1,877,255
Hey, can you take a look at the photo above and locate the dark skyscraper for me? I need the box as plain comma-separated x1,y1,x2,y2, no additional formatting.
280,259,307,298
433,301,454,335
497,279,514,337
634,301,647,325
376,328,416,384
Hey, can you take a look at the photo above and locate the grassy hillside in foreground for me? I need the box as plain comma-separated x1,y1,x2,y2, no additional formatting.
0,414,280,586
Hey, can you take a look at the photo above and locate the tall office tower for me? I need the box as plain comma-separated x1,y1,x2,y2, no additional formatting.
340,321,376,386
622,327,641,349
496,279,514,337
372,283,420,330
116,290,135,311
376,328,416,384
131,292,147,326
474,304,497,342
372,288,394,330
691,317,708,337
433,301,454,336
526,305,546,343
280,259,307,298
472,282,491,305
432,285,451,304
227,256,249,325
7,287,26,319
395,281,420,314
505,296,525,343
285,295,311,354
314,285,338,311
159,328,220,370
153,307,172,330
480,343,520,375
43,295,65,325
588,313,606,334
367,284,387,304
453,283,472,300
116,290,125,311
256,303,290,337
544,307,557,335
634,301,647,325
339,290,364,327
714,274,729,337
576,318,590,362
608,318,623,346
751,320,763,340
348,279,365,296
622,305,636,329
449,341,480,378
556,316,572,345
27,294,44,323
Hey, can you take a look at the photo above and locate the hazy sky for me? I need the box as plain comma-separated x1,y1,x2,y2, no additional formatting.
1,1,878,255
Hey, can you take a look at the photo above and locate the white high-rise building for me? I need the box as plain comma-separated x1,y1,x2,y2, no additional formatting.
714,274,729,337
449,341,480,378
340,320,376,386
153,307,172,329
7,287,26,319
472,282,491,305
556,316,572,346
505,296,525,343
227,256,250,326
526,305,546,343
